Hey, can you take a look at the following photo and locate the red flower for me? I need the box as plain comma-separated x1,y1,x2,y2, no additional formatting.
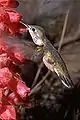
0,0,19,8
0,2,27,35
0,9,10,24
0,38,27,64
0,67,12,87
0,105,16,120
16,80,30,100
13,50,26,63
6,10,22,23
8,74,30,100
0,10,10,35
0,88,2,101
0,53,9,68
8,92,24,105
0,22,10,36
8,22,28,35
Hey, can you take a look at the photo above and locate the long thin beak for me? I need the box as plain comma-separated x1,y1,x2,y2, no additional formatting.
26,24,30,28
26,24,32,30
20,21,30,29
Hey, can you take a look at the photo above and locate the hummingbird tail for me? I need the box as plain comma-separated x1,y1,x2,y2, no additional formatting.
59,75,74,88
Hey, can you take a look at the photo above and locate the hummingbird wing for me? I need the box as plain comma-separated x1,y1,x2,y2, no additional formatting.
43,38,74,88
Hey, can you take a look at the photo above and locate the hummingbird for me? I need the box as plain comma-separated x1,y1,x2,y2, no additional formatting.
26,24,74,88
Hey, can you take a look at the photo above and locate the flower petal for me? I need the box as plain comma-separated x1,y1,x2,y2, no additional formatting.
0,105,16,120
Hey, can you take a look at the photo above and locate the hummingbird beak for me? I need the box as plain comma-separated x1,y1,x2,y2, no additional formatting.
26,24,30,29
26,24,33,32
20,21,31,31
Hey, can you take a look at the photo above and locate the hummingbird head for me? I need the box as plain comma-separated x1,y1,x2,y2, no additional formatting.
27,25,45,46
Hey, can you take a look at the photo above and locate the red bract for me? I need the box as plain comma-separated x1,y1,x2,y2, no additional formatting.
0,10,10,35
0,10,10,24
0,67,12,87
0,2,27,35
8,92,24,105
8,74,30,100
0,42,8,54
13,51,26,63
0,22,10,36
6,10,22,23
0,88,2,100
0,53,9,68
2,94,11,105
0,0,19,8
8,22,28,35
0,39,27,64
8,22,20,34
0,105,16,120
8,48,27,64
16,80,30,100
19,24,28,33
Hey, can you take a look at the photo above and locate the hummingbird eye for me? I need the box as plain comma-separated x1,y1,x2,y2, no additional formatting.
32,28,35,32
